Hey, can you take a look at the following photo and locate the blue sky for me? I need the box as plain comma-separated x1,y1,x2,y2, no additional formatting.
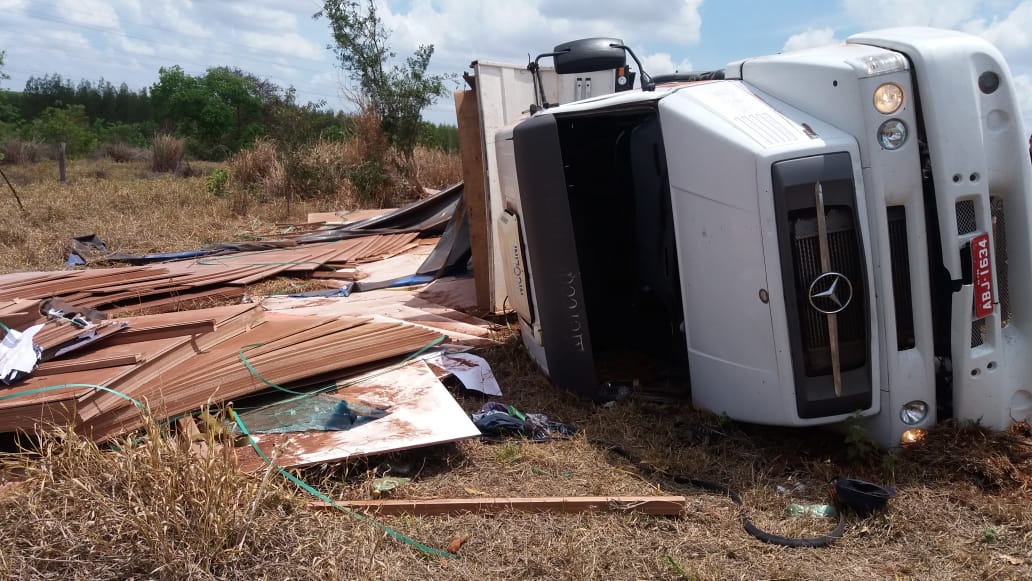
1,0,1030,133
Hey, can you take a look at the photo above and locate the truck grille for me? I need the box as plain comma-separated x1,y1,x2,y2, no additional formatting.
990,196,1010,328
956,200,976,235
971,318,986,348
791,208,867,376
888,206,916,350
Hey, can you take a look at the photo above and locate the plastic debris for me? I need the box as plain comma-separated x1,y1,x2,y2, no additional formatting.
371,476,412,498
785,503,837,518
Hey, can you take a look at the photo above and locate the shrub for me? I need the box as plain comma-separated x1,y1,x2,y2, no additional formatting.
0,138,45,164
413,145,462,190
174,160,202,178
205,168,229,196
152,133,185,173
104,142,144,163
228,137,286,199
32,104,96,156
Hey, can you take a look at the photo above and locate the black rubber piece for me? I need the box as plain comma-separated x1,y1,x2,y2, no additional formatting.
596,441,846,548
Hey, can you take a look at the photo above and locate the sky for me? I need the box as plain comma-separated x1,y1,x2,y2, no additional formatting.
0,0,1030,133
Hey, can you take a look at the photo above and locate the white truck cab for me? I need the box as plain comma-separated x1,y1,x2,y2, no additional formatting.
469,28,1032,446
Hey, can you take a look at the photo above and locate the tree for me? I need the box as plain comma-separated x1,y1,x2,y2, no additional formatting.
0,50,8,86
31,104,96,156
150,66,265,159
316,0,450,161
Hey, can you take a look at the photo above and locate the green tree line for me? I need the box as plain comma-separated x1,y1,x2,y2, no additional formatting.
0,65,459,160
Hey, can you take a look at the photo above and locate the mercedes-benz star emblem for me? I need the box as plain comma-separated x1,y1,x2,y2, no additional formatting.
808,272,853,315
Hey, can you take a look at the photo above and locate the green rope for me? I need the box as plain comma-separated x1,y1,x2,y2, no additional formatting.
0,321,10,333
230,408,457,559
238,343,309,396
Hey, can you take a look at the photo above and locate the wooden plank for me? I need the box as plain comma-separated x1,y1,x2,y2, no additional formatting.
310,496,688,516
307,212,345,224
102,286,246,316
309,269,363,281
102,319,216,346
34,354,141,376
417,276,479,313
258,293,496,346
82,316,349,440
0,298,42,329
74,312,266,421
454,89,492,311
86,318,439,441
0,267,169,301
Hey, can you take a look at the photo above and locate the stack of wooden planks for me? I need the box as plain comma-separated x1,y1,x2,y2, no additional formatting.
0,231,500,455
0,233,422,315
0,302,445,441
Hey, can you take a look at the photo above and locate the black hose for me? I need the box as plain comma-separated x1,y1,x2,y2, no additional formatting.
596,441,845,548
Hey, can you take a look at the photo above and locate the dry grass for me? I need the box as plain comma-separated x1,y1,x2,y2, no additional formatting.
151,133,185,173
2,157,1030,579
103,142,148,163
0,419,381,580
413,146,463,191
0,159,346,274
2,334,1030,579
1,138,47,164
228,137,287,203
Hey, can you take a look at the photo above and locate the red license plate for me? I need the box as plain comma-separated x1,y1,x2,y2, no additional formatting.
971,233,994,318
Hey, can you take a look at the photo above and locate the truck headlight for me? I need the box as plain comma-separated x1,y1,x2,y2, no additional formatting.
877,119,908,150
900,400,928,425
873,83,904,114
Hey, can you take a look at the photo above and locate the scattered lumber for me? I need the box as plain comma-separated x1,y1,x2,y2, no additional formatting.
309,496,689,516
0,233,423,314
0,228,495,461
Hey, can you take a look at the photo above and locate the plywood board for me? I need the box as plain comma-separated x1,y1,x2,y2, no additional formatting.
454,89,491,311
237,359,481,471
258,293,495,346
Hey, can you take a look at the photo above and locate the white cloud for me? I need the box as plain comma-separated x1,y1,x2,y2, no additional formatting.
236,31,324,61
783,27,840,52
538,0,704,43
140,0,211,38
643,52,693,75
38,30,94,52
842,0,982,29
0,0,27,12
117,36,157,57
56,0,120,28
377,0,704,79
223,4,299,32
963,1,1032,57
1012,72,1032,136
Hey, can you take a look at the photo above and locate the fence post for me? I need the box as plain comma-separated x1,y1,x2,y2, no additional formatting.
58,142,66,183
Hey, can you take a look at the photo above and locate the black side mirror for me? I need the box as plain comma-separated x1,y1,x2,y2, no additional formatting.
552,38,627,74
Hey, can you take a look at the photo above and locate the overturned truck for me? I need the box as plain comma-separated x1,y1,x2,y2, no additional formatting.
459,27,1032,446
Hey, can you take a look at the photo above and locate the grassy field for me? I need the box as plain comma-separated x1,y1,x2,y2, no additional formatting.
1,156,1031,580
